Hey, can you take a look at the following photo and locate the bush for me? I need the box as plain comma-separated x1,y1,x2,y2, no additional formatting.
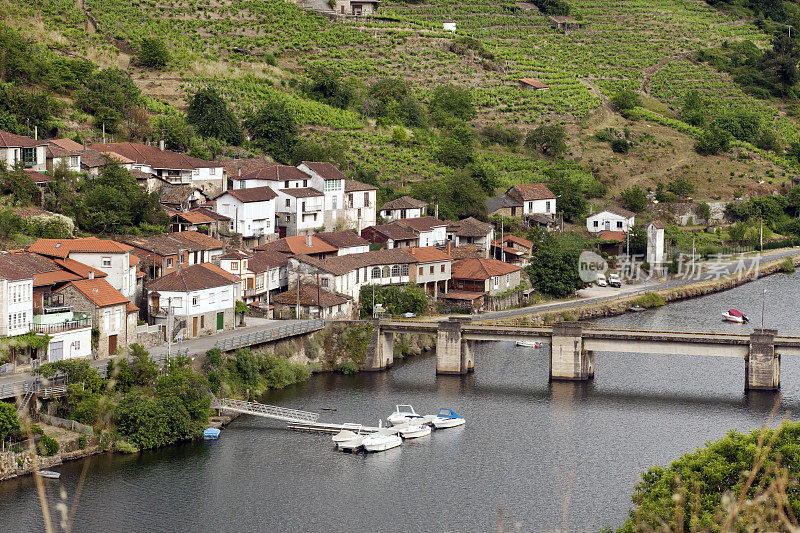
336,361,359,375
0,402,19,440
620,186,648,212
38,434,59,457
611,89,641,111
525,124,568,158
78,435,87,449
780,257,795,273
610,138,630,153
114,439,140,454
138,38,170,69
631,292,666,308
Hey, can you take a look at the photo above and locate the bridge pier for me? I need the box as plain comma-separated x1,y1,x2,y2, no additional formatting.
746,329,780,390
363,321,394,371
436,316,474,374
550,323,592,381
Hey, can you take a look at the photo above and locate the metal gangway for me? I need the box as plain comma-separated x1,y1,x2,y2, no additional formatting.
213,319,325,352
210,398,320,424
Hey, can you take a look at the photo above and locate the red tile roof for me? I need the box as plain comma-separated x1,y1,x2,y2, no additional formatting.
397,216,448,232
221,186,278,203
56,278,131,308
54,258,108,279
272,285,350,307
519,78,549,89
173,210,217,225
146,263,238,292
46,138,83,158
452,258,522,280
25,170,53,183
344,179,378,192
316,230,370,249
442,290,484,301
301,161,347,181
510,183,556,201
404,246,451,263
598,230,626,242
255,235,338,255
171,230,225,250
279,187,324,198
236,164,309,181
0,129,46,148
89,142,220,171
494,235,533,249
29,237,133,259
381,196,428,211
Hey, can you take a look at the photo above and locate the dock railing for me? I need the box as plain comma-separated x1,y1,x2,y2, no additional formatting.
214,319,325,351
211,398,320,424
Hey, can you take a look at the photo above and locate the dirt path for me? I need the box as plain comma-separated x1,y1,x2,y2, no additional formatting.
641,53,692,94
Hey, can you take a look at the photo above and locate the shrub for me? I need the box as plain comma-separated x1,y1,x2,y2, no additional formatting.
610,138,630,153
138,38,170,69
631,292,666,308
611,89,641,111
620,186,648,212
526,124,568,158
114,439,140,454
780,257,795,273
38,434,59,457
78,435,87,449
337,361,359,374
0,402,19,440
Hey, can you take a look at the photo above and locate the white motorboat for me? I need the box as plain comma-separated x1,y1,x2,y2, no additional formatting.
332,424,366,451
515,340,540,348
35,470,60,479
723,309,749,323
400,423,431,439
431,408,465,429
362,432,402,452
387,405,421,426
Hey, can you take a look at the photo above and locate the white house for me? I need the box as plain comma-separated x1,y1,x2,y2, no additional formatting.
0,273,34,337
397,217,448,247
276,187,326,236
316,230,371,256
231,164,310,190
446,217,495,251
485,184,557,219
343,180,378,231
28,237,139,301
0,129,47,172
380,196,428,222
146,263,239,339
586,207,635,233
214,186,278,246
45,138,83,173
90,142,225,195
296,161,347,230
33,308,92,361
218,249,288,303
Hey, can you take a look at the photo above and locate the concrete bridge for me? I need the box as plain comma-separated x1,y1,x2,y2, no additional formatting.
364,318,800,391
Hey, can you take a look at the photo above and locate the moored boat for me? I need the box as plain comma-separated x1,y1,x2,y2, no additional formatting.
35,470,60,479
362,432,402,452
332,424,365,451
203,428,221,440
431,408,465,429
515,340,541,348
399,423,431,439
723,309,749,323
387,405,421,426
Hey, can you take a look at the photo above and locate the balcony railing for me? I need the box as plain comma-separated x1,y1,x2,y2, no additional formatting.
32,318,91,334
302,204,322,213
243,287,265,297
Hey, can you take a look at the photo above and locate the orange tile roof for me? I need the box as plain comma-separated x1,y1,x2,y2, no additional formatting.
53,258,108,279
255,235,338,255
451,258,522,280
29,237,133,258
598,230,626,242
33,270,82,286
519,78,549,89
174,210,216,224
404,246,451,263
493,235,533,249
126,302,139,313
129,254,140,267
171,230,225,249
56,278,131,308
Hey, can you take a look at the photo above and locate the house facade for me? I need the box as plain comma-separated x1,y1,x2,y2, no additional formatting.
218,249,288,304
343,180,378,231
0,129,47,172
586,207,635,233
276,187,325,236
146,263,238,339
486,184,557,219
272,285,352,319
380,196,428,222
451,258,523,296
316,230,371,256
214,186,278,246
45,138,83,173
446,217,495,251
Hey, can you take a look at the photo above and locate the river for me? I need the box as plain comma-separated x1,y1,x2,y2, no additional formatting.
2,272,799,532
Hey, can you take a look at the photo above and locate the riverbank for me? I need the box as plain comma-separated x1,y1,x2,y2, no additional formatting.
488,252,800,325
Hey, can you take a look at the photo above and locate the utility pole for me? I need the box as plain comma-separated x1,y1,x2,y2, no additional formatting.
762,288,766,328
760,218,763,253
167,296,172,357
295,268,301,319
500,217,505,263
316,271,321,320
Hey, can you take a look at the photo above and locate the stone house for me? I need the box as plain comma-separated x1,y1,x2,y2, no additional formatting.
486,183,557,220
446,217,495,252
55,277,137,358
451,258,523,296
272,285,352,320
491,235,534,265
334,0,379,15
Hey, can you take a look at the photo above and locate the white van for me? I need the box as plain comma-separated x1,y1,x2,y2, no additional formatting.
595,273,608,287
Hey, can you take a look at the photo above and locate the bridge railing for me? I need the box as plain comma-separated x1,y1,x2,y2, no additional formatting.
214,319,325,352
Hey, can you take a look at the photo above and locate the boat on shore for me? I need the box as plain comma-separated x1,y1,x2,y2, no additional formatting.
515,340,541,348
35,471,60,479
431,409,465,429
723,309,749,323
628,305,646,312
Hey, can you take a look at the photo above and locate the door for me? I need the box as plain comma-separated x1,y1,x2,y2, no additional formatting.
604,220,610,230
50,341,63,362
152,294,160,313
108,335,117,356
217,312,224,331
192,317,198,337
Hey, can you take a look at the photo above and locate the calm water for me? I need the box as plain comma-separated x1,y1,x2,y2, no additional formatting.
2,272,800,532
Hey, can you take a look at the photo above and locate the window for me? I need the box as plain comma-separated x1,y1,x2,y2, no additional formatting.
303,179,308,187
73,340,80,350
348,193,354,205
192,296,198,306
357,209,361,219
286,199,291,207
265,219,271,228
337,304,341,313
593,220,599,227
231,261,239,270
70,156,79,167
382,266,390,277
401,265,409,276
174,297,183,306
546,201,551,213
313,214,317,221
355,268,360,283
391,265,399,277
332,196,337,210
441,264,445,273
493,276,499,288
256,275,263,290
222,291,230,301
209,292,215,304
22,147,36,166
429,266,434,274
528,201,533,212
418,267,423,276
167,258,173,268
616,221,623,229
271,270,277,281
284,180,289,188
102,256,112,268
179,254,185,264
210,168,216,175
364,192,370,206
324,180,342,192
506,274,510,285
371,267,381,279
321,278,329,288
302,201,306,212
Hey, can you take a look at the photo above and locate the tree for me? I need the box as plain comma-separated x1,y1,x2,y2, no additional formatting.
619,186,648,213
679,90,706,127
244,99,298,163
186,87,244,145
787,187,800,217
611,89,641,111
0,163,38,205
545,171,588,221
666,177,696,199
696,202,711,222
435,122,475,168
525,236,582,297
695,123,731,155
428,84,476,126
151,114,195,151
0,401,19,440
77,68,142,133
760,34,800,91
525,124,568,158
301,65,358,110
359,284,427,318
138,38,170,69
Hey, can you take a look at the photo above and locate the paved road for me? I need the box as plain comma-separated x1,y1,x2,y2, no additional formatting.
479,247,800,321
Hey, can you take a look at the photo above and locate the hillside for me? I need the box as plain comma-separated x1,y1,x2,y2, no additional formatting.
2,0,800,205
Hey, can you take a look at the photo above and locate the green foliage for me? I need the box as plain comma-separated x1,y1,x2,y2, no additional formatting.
112,346,160,392
620,186,648,212
138,37,170,69
611,89,641,111
695,123,731,155
680,90,707,127
525,124,568,158
367,77,427,128
301,65,358,110
620,421,800,532
114,439,140,454
725,194,788,229
531,0,571,16
409,163,488,220
359,284,427,318
77,68,142,133
343,324,373,365
545,170,588,222
696,202,711,222
38,434,59,457
780,257,795,273
0,402,19,441
666,177,696,199
428,84,476,127
480,124,523,148
235,347,259,387
261,353,310,389
151,114,194,151
336,360,359,374
78,435,87,449
631,292,666,308
435,122,475,168
449,36,495,60
0,164,38,205
525,233,587,298
610,138,630,153
0,82,62,135
712,107,762,143
244,98,298,162
186,87,244,145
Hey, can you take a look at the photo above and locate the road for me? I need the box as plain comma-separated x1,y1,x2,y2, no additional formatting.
479,247,800,321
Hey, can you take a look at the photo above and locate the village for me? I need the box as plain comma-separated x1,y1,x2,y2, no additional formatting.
0,126,677,374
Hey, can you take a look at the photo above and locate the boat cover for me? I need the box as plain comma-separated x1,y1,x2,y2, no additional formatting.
728,309,744,317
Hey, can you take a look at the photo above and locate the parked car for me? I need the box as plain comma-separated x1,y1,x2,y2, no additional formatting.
608,273,622,288
595,273,608,287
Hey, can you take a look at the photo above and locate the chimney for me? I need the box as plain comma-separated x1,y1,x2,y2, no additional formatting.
159,139,165,151
447,240,451,256
238,167,242,177
88,271,94,280
434,204,439,220
306,234,312,247
34,126,38,140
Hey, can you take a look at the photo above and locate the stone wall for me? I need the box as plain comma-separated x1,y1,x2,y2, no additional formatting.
186,308,235,338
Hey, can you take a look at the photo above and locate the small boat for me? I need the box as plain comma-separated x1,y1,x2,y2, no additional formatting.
431,408,465,429
628,305,646,312
203,428,221,440
387,405,421,426
515,340,541,348
399,423,431,439
35,471,60,479
723,309,749,323
332,424,365,451
362,432,402,452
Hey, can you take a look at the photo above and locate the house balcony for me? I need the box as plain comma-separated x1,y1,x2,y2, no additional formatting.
243,287,266,298
302,204,322,213
32,311,91,334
